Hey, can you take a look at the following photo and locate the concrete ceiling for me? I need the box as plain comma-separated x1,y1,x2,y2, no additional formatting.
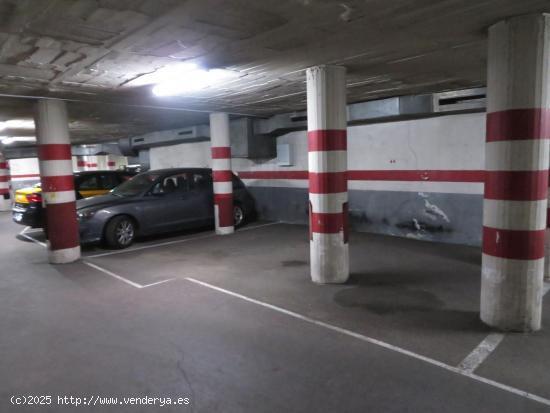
0,0,549,146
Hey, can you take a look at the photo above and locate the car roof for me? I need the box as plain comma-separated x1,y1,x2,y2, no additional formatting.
74,170,133,176
143,168,213,176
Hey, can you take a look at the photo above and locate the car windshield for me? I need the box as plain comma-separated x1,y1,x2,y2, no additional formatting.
111,172,160,197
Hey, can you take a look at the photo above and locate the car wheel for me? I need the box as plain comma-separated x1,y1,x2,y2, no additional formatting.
234,204,245,227
104,216,136,249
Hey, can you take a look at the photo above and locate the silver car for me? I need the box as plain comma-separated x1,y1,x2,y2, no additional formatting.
77,168,255,249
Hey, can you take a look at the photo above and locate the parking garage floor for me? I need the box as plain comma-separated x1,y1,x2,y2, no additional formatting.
2,212,550,412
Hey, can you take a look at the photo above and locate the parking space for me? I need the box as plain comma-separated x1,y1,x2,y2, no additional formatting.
2,3,550,411
3,212,550,411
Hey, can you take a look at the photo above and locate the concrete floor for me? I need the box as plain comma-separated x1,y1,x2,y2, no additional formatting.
1,212,550,412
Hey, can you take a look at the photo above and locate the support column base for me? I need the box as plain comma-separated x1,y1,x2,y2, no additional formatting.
47,244,81,264
310,233,349,284
216,226,234,235
480,254,543,332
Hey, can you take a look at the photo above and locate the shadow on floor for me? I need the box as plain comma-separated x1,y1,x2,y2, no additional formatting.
337,273,487,333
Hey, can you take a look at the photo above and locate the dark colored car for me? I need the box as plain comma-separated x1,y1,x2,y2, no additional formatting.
77,168,255,249
12,170,136,228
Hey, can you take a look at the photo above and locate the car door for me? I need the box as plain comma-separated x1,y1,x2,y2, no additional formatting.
188,171,214,222
140,172,200,233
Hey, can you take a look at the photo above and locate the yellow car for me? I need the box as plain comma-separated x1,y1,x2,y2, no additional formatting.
12,170,135,227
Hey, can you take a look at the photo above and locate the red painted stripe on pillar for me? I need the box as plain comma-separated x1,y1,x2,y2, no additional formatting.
38,144,72,160
310,211,346,234
212,170,233,182
308,130,347,151
482,226,545,260
214,193,232,202
211,147,231,159
45,202,79,250
0,188,9,195
484,170,548,201
309,172,347,194
486,108,550,142
0,176,8,182
214,193,233,227
41,175,75,192
547,208,550,229
0,162,8,169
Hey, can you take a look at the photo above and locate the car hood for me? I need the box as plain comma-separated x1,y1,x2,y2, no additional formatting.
76,194,133,210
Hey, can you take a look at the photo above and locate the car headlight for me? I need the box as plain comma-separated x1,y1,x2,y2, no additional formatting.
77,210,97,220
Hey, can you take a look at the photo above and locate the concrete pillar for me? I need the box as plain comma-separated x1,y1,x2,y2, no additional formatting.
306,65,349,284
0,152,10,211
35,99,80,264
481,14,550,331
209,112,234,235
546,174,550,280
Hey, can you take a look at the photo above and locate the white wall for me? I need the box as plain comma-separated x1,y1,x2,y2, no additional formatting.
9,158,40,190
150,112,486,194
150,141,212,169
147,113,487,246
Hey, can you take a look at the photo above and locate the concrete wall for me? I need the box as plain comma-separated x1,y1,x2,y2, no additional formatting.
73,155,129,171
149,113,486,246
10,155,129,192
9,157,40,190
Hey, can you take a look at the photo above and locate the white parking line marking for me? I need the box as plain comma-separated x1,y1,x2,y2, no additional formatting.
85,221,282,258
457,281,550,374
83,261,143,288
20,226,44,235
141,278,176,288
19,232,47,247
457,333,505,373
24,229,45,235
185,277,550,408
18,227,47,247
83,260,174,289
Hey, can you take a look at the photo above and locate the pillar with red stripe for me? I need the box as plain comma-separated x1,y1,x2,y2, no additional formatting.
546,172,550,280
481,14,550,331
0,151,10,211
35,99,80,264
209,112,234,235
306,65,349,284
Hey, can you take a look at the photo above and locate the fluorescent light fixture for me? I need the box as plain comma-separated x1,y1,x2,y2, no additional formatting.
127,63,199,88
152,66,238,97
0,119,35,130
5,119,35,129
0,136,37,144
